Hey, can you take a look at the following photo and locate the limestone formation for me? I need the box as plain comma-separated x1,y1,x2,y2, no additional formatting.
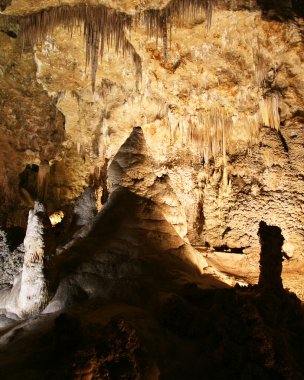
18,202,50,316
73,187,98,227
0,230,24,290
0,188,303,379
0,0,303,298
0,202,50,317
0,4,303,376
108,126,188,238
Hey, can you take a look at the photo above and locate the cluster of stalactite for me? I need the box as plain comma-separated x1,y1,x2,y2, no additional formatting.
193,108,232,164
19,0,212,91
159,108,232,164
139,0,212,60
259,93,280,130
19,4,141,92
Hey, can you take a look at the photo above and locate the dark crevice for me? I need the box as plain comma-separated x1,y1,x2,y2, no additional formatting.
194,198,205,236
0,29,17,38
291,110,304,123
19,164,39,202
298,174,304,181
278,130,289,152
256,0,302,20
100,159,109,205
258,221,284,290
5,226,25,251
0,0,11,12
293,109,304,118
212,245,246,254
291,0,304,18
221,226,231,238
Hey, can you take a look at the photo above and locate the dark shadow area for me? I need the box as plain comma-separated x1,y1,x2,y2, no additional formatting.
18,164,39,202
258,220,284,291
291,0,304,17
212,244,245,254
0,0,11,12
5,227,25,251
46,188,224,298
256,0,304,20
0,29,17,38
0,192,303,379
0,278,303,379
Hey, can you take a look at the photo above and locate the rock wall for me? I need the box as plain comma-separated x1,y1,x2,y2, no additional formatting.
0,2,303,267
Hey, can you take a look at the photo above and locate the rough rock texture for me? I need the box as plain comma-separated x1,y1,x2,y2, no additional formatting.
108,126,188,238
0,16,66,227
18,202,50,316
0,0,303,298
43,187,208,314
0,231,24,290
73,187,97,227
0,194,303,378
0,202,51,317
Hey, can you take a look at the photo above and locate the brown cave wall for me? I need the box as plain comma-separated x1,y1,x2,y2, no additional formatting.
0,17,67,227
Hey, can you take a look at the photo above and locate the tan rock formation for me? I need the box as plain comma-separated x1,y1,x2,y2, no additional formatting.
0,1,303,297
18,201,49,316
0,202,50,317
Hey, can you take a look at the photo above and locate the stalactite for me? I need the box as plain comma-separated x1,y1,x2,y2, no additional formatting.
140,0,212,59
247,113,260,146
196,108,232,165
19,4,141,92
37,161,50,201
162,108,231,164
19,1,213,89
92,166,101,188
259,93,280,131
252,39,267,88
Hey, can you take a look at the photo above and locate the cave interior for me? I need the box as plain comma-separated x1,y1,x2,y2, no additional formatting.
0,0,303,379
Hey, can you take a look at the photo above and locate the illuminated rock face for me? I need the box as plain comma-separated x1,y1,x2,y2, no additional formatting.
0,202,50,317
108,126,188,238
0,1,303,296
18,202,49,316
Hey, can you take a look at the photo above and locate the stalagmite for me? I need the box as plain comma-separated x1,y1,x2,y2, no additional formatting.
18,202,50,317
141,0,212,59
